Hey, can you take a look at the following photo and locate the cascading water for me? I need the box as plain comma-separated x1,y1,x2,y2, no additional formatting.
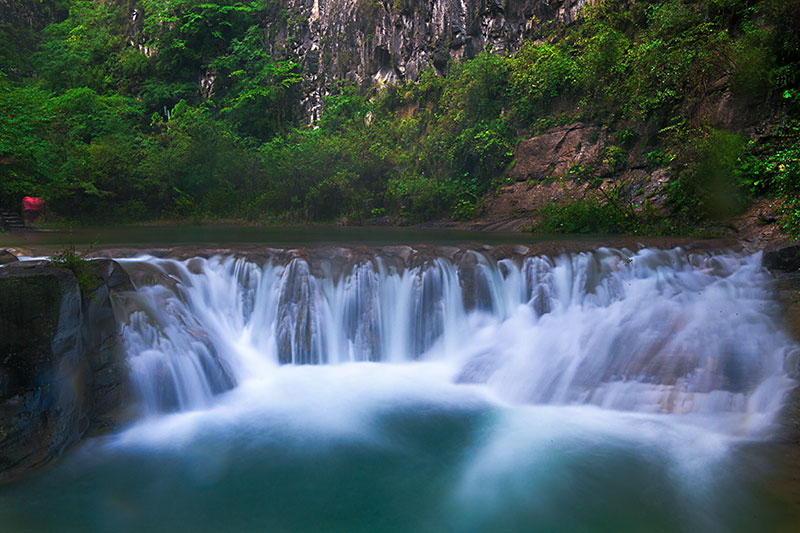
118,247,794,432
2,245,798,532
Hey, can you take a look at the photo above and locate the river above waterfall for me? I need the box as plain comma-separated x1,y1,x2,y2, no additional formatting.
0,223,741,251
1,243,798,531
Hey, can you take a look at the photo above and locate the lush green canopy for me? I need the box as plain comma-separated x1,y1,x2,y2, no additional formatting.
0,0,797,235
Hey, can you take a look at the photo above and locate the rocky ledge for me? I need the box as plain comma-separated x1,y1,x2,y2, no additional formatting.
0,254,134,483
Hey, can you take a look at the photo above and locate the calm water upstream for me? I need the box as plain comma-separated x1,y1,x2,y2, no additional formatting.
0,224,540,248
0,232,797,531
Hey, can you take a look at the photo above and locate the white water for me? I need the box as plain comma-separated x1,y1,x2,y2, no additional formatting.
2,246,798,531
117,247,795,436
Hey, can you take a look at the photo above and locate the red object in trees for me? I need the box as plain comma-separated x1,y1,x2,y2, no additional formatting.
22,196,44,225
22,196,44,212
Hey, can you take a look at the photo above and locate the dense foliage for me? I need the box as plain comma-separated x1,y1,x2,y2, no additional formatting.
0,0,798,235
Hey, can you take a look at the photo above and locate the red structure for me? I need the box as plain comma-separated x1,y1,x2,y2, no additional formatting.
22,196,44,226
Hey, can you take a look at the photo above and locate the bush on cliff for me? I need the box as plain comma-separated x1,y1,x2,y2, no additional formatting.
0,0,798,236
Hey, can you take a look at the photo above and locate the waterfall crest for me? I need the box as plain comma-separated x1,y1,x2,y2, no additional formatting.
117,247,796,426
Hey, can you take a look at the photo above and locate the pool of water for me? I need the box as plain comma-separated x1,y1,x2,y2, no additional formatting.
0,363,796,532
0,238,796,532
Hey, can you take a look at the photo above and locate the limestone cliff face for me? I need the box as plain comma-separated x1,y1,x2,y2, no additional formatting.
0,0,56,29
265,0,596,120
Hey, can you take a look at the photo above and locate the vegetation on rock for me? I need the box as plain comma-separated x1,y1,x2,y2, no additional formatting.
48,242,96,297
0,0,797,236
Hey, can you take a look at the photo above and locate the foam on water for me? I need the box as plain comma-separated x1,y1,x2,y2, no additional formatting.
116,246,795,436
1,246,777,530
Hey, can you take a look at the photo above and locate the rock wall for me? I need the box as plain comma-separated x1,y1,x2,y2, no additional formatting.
265,0,598,120
82,259,136,432
0,261,85,481
0,257,133,483
0,0,57,30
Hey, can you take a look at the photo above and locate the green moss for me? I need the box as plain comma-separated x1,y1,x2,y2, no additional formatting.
48,244,96,298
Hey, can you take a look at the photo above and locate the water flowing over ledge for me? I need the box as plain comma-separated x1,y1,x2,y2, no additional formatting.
3,244,800,531
117,246,796,436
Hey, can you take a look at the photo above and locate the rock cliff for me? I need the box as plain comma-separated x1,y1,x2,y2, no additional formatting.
0,257,133,483
265,0,598,120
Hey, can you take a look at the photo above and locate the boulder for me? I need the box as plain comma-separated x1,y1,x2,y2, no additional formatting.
0,259,134,482
0,261,86,482
0,250,17,266
456,251,494,312
508,123,608,182
763,245,800,272
81,259,135,432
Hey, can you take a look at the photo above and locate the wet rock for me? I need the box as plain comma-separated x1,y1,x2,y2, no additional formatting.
776,273,800,361
457,251,494,311
0,259,134,482
277,259,323,364
412,264,448,357
121,261,182,292
342,262,382,361
81,260,135,432
0,262,85,482
523,256,554,316
0,250,17,266
764,245,800,273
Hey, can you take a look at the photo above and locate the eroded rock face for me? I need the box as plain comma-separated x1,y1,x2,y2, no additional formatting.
771,252,800,371
81,260,135,432
508,123,610,182
277,259,324,364
0,259,133,482
0,262,86,482
265,0,602,121
456,250,495,312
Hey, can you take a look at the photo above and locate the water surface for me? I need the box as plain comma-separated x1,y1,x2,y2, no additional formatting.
1,244,796,532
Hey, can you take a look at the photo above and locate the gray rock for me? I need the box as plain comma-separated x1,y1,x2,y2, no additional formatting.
457,250,494,312
0,250,17,266
277,259,323,364
81,260,135,433
0,259,134,482
764,245,800,272
0,262,86,482
264,0,612,121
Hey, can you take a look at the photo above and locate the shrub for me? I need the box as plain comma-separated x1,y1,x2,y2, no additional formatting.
667,128,749,223
510,42,578,125
534,198,630,234
49,243,96,298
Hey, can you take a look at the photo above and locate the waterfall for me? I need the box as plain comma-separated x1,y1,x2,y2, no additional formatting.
116,247,796,432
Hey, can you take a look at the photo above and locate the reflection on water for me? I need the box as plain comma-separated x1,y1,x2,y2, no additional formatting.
0,224,538,248
0,224,737,252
